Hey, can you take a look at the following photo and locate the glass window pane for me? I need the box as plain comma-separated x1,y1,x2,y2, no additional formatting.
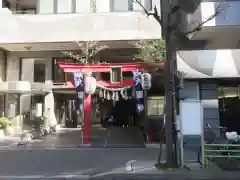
38,0,54,14
53,58,76,83
34,62,45,82
148,97,164,116
111,0,132,12
57,0,72,13
75,0,90,13
218,87,238,98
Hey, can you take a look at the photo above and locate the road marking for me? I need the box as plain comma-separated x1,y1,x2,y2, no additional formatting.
0,174,89,179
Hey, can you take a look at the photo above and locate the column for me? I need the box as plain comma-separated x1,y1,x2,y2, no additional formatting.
5,54,20,116
43,57,57,130
0,50,5,116
5,53,21,133
44,57,53,84
0,50,5,82
83,93,91,144
83,72,92,144
6,54,19,81
21,58,34,112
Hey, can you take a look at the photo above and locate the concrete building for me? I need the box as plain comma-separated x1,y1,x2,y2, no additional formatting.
2,0,239,138
177,1,240,136
0,0,162,134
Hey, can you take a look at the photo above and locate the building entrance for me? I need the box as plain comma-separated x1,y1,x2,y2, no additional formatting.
54,93,81,128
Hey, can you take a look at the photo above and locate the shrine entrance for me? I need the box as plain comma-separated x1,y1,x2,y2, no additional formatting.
56,62,152,147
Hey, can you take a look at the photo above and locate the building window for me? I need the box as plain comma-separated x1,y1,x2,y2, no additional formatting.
218,86,239,98
38,0,54,14
2,0,10,9
75,0,90,13
34,61,45,82
111,0,133,12
53,58,77,83
56,0,73,13
147,96,164,116
144,0,152,11
20,8,36,14
30,95,44,119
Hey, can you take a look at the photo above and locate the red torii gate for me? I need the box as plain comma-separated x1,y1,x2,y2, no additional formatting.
57,62,163,144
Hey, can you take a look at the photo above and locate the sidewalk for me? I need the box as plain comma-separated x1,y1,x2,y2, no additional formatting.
92,170,240,180
20,126,146,149
0,136,21,148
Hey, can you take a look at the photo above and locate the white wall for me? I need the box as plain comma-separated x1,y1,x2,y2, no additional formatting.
0,12,162,43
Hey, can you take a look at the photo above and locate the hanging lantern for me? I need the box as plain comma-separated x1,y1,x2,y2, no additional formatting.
107,91,111,100
84,73,96,94
140,72,152,90
99,89,103,97
115,92,119,101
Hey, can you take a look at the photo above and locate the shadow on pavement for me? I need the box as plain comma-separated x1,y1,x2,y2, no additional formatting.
21,126,145,149
91,126,145,148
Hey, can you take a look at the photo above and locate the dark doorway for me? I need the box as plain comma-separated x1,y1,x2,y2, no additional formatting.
219,97,240,134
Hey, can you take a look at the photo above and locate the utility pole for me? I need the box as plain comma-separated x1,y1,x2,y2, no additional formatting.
161,0,178,168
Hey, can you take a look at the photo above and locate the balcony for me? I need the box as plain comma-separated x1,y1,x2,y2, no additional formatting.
0,81,52,93
0,8,162,50
185,0,240,47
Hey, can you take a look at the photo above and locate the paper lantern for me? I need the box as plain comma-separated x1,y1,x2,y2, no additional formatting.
140,72,152,90
84,75,96,94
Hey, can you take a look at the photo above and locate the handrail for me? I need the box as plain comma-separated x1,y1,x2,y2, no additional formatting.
204,143,240,168
205,143,240,147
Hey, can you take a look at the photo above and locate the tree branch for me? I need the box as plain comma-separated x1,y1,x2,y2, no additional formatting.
133,0,227,40
133,0,163,26
62,41,108,64
183,4,226,35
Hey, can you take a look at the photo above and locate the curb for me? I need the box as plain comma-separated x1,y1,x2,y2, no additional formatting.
146,144,165,149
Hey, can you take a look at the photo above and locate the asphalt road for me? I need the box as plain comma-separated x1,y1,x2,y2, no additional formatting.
0,148,159,178
0,147,239,179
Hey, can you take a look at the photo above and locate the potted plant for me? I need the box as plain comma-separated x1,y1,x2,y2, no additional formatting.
0,117,11,137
